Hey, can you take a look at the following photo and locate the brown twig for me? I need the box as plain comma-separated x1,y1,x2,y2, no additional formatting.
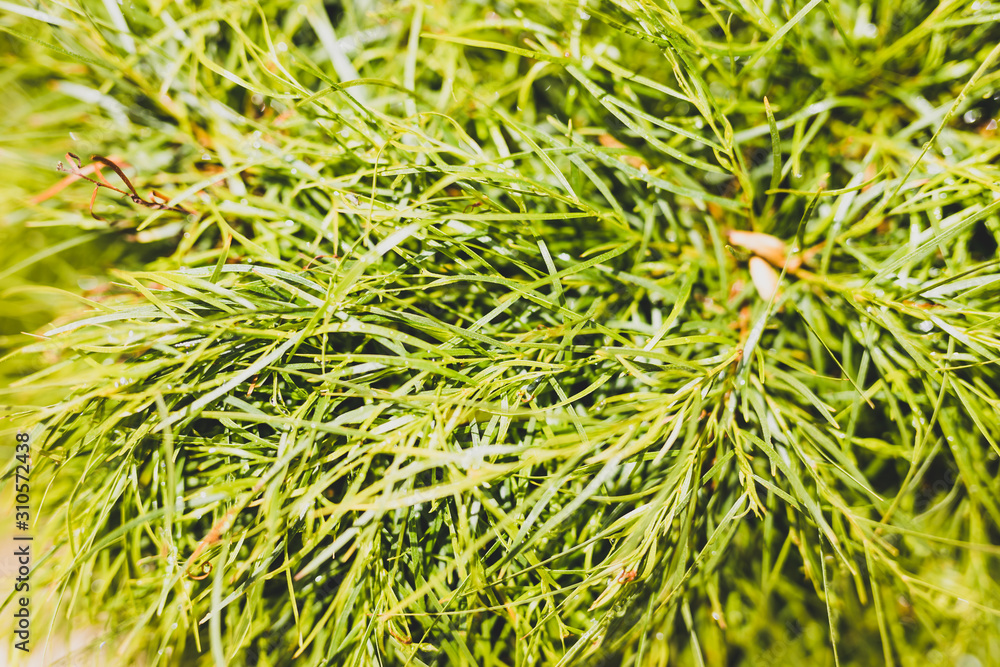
183,478,266,579
30,153,125,205
56,153,194,221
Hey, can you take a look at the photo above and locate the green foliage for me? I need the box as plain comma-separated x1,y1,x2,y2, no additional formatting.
2,0,1000,665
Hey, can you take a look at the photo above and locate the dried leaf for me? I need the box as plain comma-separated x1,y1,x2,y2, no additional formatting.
749,256,780,301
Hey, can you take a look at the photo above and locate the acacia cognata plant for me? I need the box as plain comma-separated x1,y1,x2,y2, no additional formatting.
2,0,1000,665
